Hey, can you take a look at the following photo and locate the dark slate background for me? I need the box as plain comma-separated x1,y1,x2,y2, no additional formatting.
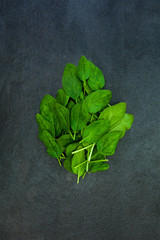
0,0,160,239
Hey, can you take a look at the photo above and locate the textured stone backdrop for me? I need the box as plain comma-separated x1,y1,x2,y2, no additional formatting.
0,0,160,239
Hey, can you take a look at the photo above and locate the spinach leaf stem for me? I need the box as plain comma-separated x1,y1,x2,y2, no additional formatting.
86,143,95,172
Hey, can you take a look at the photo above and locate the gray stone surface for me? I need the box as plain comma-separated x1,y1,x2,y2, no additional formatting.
0,0,160,239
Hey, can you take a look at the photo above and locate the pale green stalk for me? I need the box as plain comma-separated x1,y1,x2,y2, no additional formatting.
73,130,76,141
69,130,74,140
72,144,93,154
86,143,95,172
74,159,108,169
57,158,62,166
77,175,80,184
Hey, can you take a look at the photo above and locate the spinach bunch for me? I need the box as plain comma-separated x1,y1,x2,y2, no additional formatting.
36,56,134,183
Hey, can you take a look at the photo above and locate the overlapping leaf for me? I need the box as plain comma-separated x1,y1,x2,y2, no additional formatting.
56,88,70,106
55,103,70,132
62,63,82,100
97,131,122,155
39,94,61,136
82,119,110,144
71,100,90,132
90,162,109,173
36,113,55,137
71,146,86,183
57,134,74,150
85,90,112,113
63,157,73,173
99,102,127,128
40,94,56,123
39,130,62,158
66,142,80,157
110,113,134,138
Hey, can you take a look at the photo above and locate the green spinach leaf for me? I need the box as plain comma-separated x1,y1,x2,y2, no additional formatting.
97,131,122,155
99,102,127,128
85,90,112,113
89,162,109,173
66,142,80,157
71,100,90,133
87,60,105,90
55,103,70,132
39,95,62,136
56,88,70,106
57,134,74,149
40,94,56,123
110,113,134,138
62,63,82,100
40,94,56,112
82,119,110,144
36,113,55,137
76,55,91,81
63,157,73,173
71,146,86,183
39,130,62,158
47,145,62,160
